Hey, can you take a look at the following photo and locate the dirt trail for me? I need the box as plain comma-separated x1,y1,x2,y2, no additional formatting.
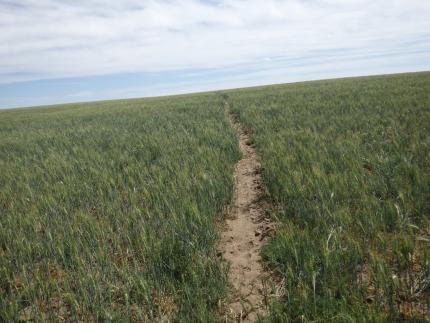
220,100,273,322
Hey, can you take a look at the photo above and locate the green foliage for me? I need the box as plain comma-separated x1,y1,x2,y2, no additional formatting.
0,94,240,321
226,72,430,321
1,72,429,322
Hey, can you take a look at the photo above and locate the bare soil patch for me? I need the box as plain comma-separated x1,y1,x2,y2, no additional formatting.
219,101,274,322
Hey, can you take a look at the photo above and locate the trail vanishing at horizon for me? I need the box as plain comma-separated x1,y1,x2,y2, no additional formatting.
219,99,274,322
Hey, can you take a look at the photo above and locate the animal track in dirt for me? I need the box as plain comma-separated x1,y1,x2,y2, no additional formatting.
219,100,274,322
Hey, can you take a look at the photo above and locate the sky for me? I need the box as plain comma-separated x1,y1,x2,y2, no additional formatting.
0,0,429,109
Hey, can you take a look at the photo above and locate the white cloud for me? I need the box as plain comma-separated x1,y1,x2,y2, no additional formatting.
0,0,429,83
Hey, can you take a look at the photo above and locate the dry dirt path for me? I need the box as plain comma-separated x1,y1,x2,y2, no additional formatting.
219,100,274,322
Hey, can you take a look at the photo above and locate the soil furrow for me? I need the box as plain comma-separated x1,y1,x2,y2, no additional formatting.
220,100,273,322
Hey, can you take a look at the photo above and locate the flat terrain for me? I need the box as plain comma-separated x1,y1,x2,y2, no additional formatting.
0,72,429,322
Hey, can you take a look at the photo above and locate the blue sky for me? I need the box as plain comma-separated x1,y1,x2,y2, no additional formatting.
1,0,429,109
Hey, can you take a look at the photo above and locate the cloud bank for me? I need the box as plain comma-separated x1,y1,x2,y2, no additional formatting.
1,0,429,85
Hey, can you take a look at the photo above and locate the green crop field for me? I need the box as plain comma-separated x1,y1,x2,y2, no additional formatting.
0,95,241,321
1,72,429,322
226,72,430,321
